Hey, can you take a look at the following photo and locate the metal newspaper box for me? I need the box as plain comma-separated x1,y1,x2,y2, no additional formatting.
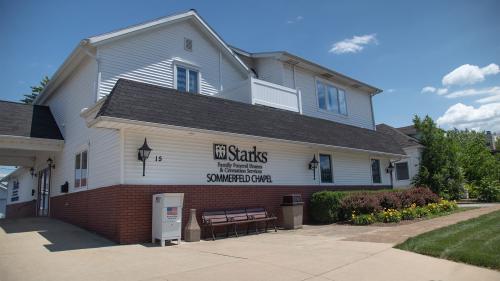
152,193,184,246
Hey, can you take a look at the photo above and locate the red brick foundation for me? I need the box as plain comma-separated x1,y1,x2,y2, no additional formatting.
6,200,36,218
50,184,390,244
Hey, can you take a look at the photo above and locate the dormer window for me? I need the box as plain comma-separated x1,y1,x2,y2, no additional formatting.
316,80,348,115
175,65,199,94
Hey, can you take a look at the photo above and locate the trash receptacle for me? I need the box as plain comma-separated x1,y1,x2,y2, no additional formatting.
281,194,304,229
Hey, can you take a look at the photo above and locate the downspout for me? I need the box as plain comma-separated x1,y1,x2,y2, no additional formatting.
291,63,302,114
219,51,223,92
80,40,101,102
370,93,376,130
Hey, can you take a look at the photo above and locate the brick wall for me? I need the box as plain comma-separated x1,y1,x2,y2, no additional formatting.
6,200,36,218
51,186,121,242
50,184,390,244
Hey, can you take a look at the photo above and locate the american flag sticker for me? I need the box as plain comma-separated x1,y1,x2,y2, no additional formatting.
166,207,178,216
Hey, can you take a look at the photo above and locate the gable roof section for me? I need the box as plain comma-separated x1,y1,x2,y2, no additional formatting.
231,47,382,95
95,79,405,156
36,9,250,105
86,10,249,72
376,124,421,148
0,101,63,140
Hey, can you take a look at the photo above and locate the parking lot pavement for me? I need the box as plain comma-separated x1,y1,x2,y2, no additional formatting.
1,208,499,281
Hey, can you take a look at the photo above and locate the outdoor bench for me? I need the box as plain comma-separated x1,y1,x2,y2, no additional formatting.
201,207,277,240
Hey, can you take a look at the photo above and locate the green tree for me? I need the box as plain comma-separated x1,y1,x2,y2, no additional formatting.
20,76,50,104
447,130,500,185
412,115,464,199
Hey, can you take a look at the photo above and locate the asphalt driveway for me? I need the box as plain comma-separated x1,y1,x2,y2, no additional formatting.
1,206,499,281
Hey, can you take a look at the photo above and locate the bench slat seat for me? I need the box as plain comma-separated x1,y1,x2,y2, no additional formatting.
201,207,277,240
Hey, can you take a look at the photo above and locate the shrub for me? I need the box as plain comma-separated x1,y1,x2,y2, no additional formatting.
415,206,430,218
351,213,376,225
378,209,402,223
426,203,441,214
438,199,458,212
339,193,381,220
397,187,440,207
309,191,347,223
377,192,402,210
476,178,500,202
464,183,478,199
401,204,417,220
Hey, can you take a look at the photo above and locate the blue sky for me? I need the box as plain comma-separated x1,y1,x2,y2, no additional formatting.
0,0,499,138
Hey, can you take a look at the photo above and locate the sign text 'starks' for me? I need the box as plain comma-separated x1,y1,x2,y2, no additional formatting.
213,144,268,163
209,143,272,183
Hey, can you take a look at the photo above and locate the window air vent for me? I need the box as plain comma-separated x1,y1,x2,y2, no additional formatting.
184,38,193,52
321,73,334,79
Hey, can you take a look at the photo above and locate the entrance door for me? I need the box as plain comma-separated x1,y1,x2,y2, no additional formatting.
37,168,50,216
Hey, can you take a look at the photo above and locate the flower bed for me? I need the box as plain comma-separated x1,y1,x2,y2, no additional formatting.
310,187,458,225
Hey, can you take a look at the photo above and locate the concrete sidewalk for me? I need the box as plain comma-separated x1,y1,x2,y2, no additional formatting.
300,203,500,244
0,206,499,281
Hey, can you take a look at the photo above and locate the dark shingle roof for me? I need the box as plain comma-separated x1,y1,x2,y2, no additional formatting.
0,101,63,140
397,125,418,136
376,124,421,148
97,79,405,155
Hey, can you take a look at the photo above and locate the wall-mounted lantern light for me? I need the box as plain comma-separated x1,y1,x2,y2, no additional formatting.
386,162,395,189
30,167,35,178
137,138,152,177
308,155,319,180
386,162,394,174
47,158,55,169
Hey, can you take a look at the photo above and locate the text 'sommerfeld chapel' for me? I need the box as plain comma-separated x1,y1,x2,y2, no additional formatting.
0,10,420,244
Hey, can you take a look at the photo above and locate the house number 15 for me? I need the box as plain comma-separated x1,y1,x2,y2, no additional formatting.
155,156,163,162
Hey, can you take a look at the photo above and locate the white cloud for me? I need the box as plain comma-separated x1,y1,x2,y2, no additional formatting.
445,86,500,99
436,102,500,132
286,15,304,24
437,88,448,95
442,63,499,86
422,86,447,95
387,89,395,93
476,94,500,104
329,34,377,54
421,86,436,93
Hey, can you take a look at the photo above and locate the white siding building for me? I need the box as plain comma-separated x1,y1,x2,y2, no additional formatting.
376,124,423,189
0,10,409,243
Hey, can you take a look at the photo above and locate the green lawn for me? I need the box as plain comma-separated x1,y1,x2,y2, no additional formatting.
396,210,500,270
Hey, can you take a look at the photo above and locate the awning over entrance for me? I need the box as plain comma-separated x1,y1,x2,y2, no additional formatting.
0,101,64,166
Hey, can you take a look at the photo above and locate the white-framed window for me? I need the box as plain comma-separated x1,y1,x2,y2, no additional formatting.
175,65,199,94
319,154,333,183
74,150,88,188
395,162,410,181
11,179,19,202
316,80,348,115
371,158,381,184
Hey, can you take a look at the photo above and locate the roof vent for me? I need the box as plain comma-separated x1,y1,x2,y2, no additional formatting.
184,38,193,52
321,73,334,79
285,59,299,65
